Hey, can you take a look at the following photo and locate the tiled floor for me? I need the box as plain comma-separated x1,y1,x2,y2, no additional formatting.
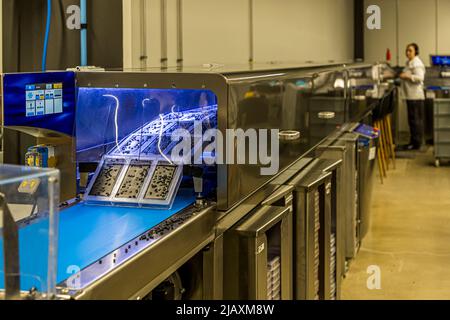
341,148,450,300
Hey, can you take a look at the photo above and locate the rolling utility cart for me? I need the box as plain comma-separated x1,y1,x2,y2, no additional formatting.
433,99,450,167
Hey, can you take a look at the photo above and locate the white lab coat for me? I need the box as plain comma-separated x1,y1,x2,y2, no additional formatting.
401,56,426,100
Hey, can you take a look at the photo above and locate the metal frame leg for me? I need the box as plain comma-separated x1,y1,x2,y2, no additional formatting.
202,235,223,300
1,194,21,300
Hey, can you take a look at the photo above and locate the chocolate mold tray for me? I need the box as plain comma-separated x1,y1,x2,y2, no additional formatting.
85,158,127,201
140,162,183,208
114,160,153,200
84,157,182,209
144,165,177,200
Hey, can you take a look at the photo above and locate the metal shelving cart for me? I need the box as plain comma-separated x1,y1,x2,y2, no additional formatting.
433,98,450,167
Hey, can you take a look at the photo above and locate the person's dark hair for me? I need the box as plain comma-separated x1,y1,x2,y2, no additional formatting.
407,43,420,56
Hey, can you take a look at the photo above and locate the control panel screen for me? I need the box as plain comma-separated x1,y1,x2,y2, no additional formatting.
3,71,76,136
431,55,450,67
25,83,63,117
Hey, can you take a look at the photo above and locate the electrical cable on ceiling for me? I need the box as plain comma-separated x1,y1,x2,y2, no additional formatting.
42,0,52,71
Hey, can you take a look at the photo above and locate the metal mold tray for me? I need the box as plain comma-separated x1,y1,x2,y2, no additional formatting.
84,157,182,209
84,158,127,202
140,162,183,208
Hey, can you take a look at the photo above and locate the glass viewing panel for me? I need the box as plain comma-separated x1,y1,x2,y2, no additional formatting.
309,70,348,143
347,64,397,122
228,75,315,202
347,66,375,122
76,88,218,208
76,88,218,163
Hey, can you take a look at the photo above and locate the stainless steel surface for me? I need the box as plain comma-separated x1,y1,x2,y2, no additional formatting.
260,185,294,207
226,67,345,212
279,131,301,141
69,63,381,300
59,204,217,300
318,132,359,262
318,112,336,120
315,158,343,300
223,187,293,300
235,205,291,237
287,161,332,300
117,61,351,74
357,137,376,241
317,145,347,285
0,63,386,300
76,63,380,212
77,67,352,211
216,157,313,236
202,235,223,300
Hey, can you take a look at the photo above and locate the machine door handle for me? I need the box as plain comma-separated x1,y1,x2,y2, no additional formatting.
279,131,301,141
261,185,294,206
318,111,336,120
235,206,291,237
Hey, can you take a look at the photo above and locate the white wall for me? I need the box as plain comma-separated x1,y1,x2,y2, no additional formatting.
0,0,2,73
364,0,450,67
398,0,436,66
183,0,250,65
254,0,354,63
364,0,398,65
123,0,355,69
364,0,449,141
437,0,450,53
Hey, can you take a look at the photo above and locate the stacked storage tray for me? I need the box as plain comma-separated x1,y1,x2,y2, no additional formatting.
433,99,450,166
313,190,321,300
320,159,343,301
267,256,281,300
330,233,337,300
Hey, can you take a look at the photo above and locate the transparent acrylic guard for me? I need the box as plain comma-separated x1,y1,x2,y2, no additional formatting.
0,165,59,299
76,87,218,164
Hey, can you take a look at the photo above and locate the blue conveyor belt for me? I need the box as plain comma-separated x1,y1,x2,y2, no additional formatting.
0,190,195,292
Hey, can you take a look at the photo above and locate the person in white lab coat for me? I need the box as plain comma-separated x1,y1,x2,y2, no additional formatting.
399,43,426,150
